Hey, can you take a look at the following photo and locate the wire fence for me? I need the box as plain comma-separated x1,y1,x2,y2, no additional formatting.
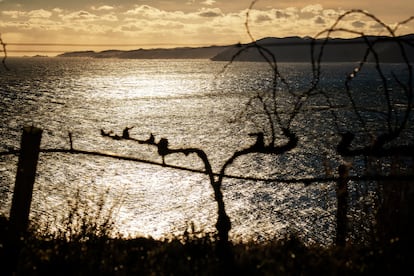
1,7,414,247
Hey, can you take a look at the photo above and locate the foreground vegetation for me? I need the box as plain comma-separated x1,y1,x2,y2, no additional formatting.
0,216,412,275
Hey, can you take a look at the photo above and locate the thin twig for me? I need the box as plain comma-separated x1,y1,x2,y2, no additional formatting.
0,33,9,70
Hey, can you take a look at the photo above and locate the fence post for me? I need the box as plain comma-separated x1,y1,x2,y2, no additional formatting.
6,126,42,274
336,164,349,246
9,126,43,235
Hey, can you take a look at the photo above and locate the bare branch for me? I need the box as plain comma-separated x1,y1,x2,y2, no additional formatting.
0,33,9,70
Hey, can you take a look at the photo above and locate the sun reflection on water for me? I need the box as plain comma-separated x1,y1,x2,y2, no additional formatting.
2,58,400,243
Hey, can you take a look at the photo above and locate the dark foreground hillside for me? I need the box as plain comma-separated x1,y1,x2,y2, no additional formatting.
0,216,412,275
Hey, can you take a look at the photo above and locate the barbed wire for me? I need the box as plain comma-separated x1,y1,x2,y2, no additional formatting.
1,146,413,185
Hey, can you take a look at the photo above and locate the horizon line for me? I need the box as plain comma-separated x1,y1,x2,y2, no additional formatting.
6,34,414,48
4,34,414,55
7,43,214,47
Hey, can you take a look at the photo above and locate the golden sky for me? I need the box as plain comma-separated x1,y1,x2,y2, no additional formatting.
1,0,413,56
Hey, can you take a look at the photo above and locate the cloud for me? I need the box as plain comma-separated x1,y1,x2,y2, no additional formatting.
53,8,63,14
275,10,291,19
198,8,222,18
2,9,53,19
99,13,119,22
92,5,115,11
201,0,216,5
28,9,52,18
315,16,325,25
60,10,97,21
352,21,366,28
322,9,341,18
119,23,142,32
125,5,162,17
2,10,26,19
301,4,323,14
2,2,413,53
124,5,190,21
255,14,272,24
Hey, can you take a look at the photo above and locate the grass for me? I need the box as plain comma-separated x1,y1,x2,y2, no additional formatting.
1,157,412,275
0,214,412,275
1,158,412,275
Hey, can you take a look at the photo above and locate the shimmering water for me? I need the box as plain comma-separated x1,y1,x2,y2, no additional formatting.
0,58,411,243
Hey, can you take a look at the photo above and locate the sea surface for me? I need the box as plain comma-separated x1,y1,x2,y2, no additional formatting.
0,57,412,244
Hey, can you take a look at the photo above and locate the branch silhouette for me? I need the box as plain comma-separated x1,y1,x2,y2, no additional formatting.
101,125,298,244
101,129,231,242
0,33,8,70
311,10,414,156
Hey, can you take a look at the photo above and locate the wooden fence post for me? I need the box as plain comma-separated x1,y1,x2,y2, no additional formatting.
336,164,349,247
5,126,42,274
9,126,43,235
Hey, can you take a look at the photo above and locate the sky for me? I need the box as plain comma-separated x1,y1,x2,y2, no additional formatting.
1,0,413,56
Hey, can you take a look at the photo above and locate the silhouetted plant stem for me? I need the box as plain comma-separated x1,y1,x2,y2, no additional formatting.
102,132,233,243
336,164,349,246
95,5,413,250
0,33,8,70
103,127,298,245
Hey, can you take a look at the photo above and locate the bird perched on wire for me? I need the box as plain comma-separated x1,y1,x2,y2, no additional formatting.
249,132,265,150
157,138,169,165
146,133,155,144
122,126,134,139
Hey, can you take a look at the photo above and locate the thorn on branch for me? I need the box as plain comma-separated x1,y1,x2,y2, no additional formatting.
100,129,113,137
68,132,73,151
100,129,121,140
0,33,9,71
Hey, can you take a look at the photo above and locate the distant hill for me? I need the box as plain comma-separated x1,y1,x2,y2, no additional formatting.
211,34,414,63
58,34,414,62
58,46,228,59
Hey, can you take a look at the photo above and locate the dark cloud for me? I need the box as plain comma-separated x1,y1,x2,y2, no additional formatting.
198,10,221,17
63,10,96,21
275,10,290,19
255,14,271,23
352,21,366,28
78,11,91,17
315,16,325,25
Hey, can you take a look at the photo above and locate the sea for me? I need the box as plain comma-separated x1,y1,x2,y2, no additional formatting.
0,57,412,244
